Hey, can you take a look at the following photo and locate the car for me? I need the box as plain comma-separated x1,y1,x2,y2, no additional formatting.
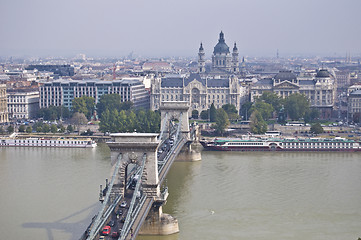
99,236,105,240
109,220,115,227
116,209,123,215
102,225,111,235
111,231,120,238
120,201,127,208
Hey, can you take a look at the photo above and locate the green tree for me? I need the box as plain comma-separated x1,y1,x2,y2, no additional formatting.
214,108,230,135
36,126,42,132
240,102,253,120
26,126,32,133
304,108,320,123
257,92,283,113
50,124,58,133
0,126,5,134
58,125,66,133
42,124,50,133
18,125,26,132
249,110,267,134
310,123,324,134
250,101,274,121
200,110,209,120
192,110,199,119
209,103,217,122
96,94,133,118
67,125,74,133
222,104,239,120
7,125,14,134
284,93,310,120
72,96,95,120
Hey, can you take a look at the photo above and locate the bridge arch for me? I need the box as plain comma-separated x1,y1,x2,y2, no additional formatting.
159,101,190,140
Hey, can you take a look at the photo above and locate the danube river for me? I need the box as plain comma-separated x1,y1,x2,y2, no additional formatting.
1,144,361,240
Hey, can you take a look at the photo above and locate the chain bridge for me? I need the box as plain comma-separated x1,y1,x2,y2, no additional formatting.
80,101,201,240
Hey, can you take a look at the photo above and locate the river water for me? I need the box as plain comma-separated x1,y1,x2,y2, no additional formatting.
1,144,361,240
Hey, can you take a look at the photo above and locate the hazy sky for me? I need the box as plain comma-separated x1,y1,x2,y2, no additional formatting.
1,0,361,58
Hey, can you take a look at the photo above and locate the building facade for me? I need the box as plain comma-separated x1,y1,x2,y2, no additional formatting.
0,84,9,123
40,79,150,110
251,70,337,119
348,90,361,122
150,73,246,115
7,89,39,119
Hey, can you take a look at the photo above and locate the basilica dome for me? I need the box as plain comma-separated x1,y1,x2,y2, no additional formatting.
213,31,230,54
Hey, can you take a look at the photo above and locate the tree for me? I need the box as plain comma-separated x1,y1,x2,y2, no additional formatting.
240,102,253,120
214,108,230,135
209,103,217,122
42,124,50,133
284,93,310,120
58,125,66,133
200,110,209,120
304,108,320,123
26,126,32,133
7,125,14,134
0,126,5,134
36,126,42,132
50,124,58,133
257,92,283,113
192,110,199,119
70,112,88,133
18,125,26,132
222,104,239,120
37,105,70,120
310,123,324,134
72,96,95,120
96,94,133,119
67,125,74,133
250,101,274,121
249,110,267,134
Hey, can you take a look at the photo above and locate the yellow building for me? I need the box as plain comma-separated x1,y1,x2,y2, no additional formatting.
0,84,9,123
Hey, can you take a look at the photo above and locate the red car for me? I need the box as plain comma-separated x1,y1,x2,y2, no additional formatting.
111,231,120,238
102,225,111,235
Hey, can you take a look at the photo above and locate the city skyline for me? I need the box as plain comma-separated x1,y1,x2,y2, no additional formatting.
1,0,361,58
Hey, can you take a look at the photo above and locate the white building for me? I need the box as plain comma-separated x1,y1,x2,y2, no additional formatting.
7,89,39,119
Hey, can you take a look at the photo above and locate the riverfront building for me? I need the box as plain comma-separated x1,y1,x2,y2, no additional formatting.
0,84,9,123
150,73,247,115
40,79,150,110
7,89,39,119
251,69,337,119
348,90,361,121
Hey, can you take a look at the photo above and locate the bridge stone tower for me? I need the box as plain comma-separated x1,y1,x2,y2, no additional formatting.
107,133,179,236
159,101,190,140
159,101,201,162
107,133,160,198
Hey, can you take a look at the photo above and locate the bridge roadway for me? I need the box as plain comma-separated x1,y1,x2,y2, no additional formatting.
84,131,191,240
119,135,188,240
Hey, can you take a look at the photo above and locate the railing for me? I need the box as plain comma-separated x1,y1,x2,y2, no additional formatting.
119,154,147,240
87,154,123,240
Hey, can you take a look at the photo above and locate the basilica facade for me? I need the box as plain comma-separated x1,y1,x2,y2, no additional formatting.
150,32,247,116
198,31,239,74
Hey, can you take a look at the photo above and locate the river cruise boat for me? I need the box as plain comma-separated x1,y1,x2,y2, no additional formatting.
200,136,361,152
0,137,96,148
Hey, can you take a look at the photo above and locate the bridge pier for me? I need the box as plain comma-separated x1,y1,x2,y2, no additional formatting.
176,142,202,161
139,204,179,235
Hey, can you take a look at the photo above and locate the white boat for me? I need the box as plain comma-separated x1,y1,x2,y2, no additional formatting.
0,137,96,148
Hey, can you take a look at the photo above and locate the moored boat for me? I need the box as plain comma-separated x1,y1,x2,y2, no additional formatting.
200,136,361,152
0,136,96,148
